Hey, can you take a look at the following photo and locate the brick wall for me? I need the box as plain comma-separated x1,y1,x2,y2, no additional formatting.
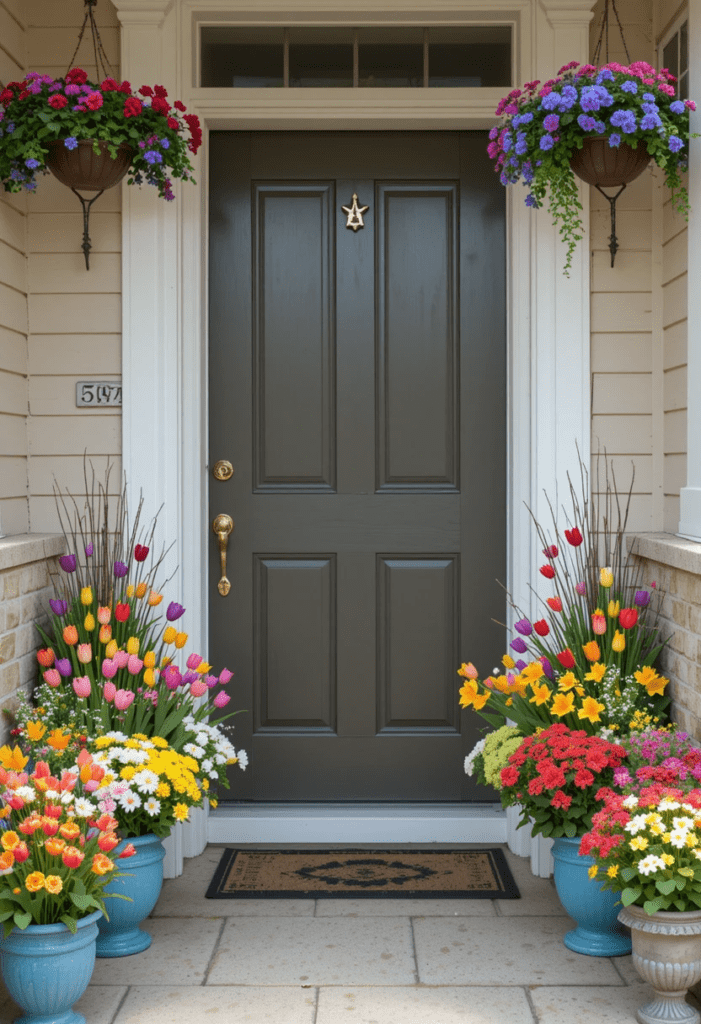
0,535,64,744
630,533,701,737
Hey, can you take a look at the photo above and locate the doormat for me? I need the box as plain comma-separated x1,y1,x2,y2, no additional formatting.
205,848,520,899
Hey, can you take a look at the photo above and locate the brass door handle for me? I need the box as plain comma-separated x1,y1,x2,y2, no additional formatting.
212,514,234,596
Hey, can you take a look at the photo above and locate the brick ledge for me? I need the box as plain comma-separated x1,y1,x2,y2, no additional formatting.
629,532,701,576
0,534,65,572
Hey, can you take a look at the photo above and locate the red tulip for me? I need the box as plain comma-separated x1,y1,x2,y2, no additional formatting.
546,596,563,612
115,603,131,622
540,564,556,579
134,544,149,562
542,545,558,558
533,619,550,636
565,527,583,546
37,648,55,667
619,607,639,629
556,648,576,669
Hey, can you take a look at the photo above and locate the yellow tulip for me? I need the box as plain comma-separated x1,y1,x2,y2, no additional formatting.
126,636,140,656
148,591,163,606
600,567,613,588
612,630,626,652
136,582,148,599
105,639,118,659
163,626,177,645
174,632,188,649
126,584,135,599
608,600,620,618
80,587,93,605
143,651,156,669
84,613,96,631
143,668,156,688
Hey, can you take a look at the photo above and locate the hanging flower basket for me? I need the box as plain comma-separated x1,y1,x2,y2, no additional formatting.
489,60,695,273
46,139,133,192
569,136,651,187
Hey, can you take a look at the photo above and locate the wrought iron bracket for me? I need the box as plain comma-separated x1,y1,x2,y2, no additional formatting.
71,188,105,270
593,182,627,268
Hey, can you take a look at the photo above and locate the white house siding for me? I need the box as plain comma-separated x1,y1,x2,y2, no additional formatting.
0,0,28,537
25,0,122,532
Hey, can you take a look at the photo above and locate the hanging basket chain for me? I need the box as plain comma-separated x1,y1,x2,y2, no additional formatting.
66,0,115,82
592,0,631,67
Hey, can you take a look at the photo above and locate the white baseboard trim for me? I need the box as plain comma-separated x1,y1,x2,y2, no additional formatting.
207,803,507,845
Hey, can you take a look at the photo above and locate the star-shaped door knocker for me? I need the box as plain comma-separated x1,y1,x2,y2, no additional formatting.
342,193,369,232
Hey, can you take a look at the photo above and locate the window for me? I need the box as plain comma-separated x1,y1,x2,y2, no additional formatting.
660,17,688,100
200,25,512,89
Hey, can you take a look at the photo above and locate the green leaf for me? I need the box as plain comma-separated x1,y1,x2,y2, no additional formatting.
621,886,643,906
656,878,676,896
564,820,577,838
679,867,695,878
60,914,78,934
13,911,32,931
70,893,93,912
620,866,637,883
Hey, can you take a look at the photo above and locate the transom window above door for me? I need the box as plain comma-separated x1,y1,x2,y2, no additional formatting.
200,26,512,88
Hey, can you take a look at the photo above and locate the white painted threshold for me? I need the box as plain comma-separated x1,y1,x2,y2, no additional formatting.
208,803,506,845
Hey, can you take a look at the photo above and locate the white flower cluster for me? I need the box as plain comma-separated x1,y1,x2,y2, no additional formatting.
464,737,486,777
181,715,248,781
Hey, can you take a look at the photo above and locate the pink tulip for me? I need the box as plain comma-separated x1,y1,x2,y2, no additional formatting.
163,666,182,690
113,650,129,669
213,691,231,708
43,669,62,688
114,689,135,711
77,643,92,664
97,606,111,624
127,655,143,675
72,676,91,698
218,667,233,685
102,658,118,679
103,681,117,703
84,780,100,792
186,653,202,670
190,680,208,698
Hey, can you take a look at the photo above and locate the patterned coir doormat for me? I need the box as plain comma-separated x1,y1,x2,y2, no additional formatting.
205,849,520,899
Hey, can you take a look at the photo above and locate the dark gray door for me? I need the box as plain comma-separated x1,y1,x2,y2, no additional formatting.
209,131,505,801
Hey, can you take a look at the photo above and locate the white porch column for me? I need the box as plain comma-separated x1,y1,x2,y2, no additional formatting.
113,0,207,876
507,0,596,876
679,0,701,539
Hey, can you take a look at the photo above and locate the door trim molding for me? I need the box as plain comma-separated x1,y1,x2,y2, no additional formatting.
114,0,593,873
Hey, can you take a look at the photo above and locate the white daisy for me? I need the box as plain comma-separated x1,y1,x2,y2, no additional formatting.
202,758,213,774
60,791,74,805
622,795,639,809
73,797,96,817
45,789,60,801
119,790,142,810
659,798,681,811
132,770,159,795
236,750,248,770
624,814,649,836
638,854,666,875
196,732,208,746
15,787,36,803
673,816,694,830
144,797,161,816
670,829,690,849
184,743,205,758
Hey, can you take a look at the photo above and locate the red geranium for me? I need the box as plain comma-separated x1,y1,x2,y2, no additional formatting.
86,92,103,111
151,96,171,116
123,97,142,118
100,78,119,91
48,94,68,110
65,67,88,86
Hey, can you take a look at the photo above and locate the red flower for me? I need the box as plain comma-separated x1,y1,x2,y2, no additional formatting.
556,648,576,669
86,91,103,110
101,78,119,91
546,596,563,612
564,527,583,546
167,116,179,130
0,88,15,104
48,94,68,109
154,84,168,98
115,603,131,622
134,544,149,562
118,80,132,94
550,790,572,810
138,85,154,97
539,564,556,579
533,619,550,636
151,96,171,116
501,767,519,787
65,67,88,85
542,545,558,558
174,100,187,111
123,97,142,118
618,607,638,629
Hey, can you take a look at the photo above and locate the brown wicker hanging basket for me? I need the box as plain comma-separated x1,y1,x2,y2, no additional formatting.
46,139,133,191
569,137,651,188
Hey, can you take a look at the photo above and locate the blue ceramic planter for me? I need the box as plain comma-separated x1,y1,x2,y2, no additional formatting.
96,832,165,958
552,835,632,956
0,908,101,1024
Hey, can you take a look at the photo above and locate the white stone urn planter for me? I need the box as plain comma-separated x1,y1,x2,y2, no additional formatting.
618,905,701,1024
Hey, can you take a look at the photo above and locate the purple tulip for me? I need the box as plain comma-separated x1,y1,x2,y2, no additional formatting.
515,659,527,672
166,601,185,621
59,554,77,573
85,543,93,557
55,657,72,677
205,674,219,688
514,618,533,636
540,656,554,680
113,561,128,578
635,590,651,607
510,637,528,654
49,598,68,616
181,670,199,687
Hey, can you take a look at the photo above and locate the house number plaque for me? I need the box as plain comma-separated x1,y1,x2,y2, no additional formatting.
76,381,122,407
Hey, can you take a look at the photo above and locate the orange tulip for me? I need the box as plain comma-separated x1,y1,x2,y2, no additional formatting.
91,853,114,876
63,625,78,645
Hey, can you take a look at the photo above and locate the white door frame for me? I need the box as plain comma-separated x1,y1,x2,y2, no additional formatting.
113,0,594,874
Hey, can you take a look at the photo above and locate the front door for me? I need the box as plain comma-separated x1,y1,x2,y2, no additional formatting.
209,131,505,802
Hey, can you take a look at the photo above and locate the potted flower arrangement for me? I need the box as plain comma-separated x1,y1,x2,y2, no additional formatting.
0,756,134,1024
583,780,701,1024
499,723,631,955
490,60,695,272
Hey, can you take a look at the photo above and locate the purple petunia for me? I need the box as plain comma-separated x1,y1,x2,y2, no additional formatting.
577,113,598,132
525,193,538,207
64,137,79,150
669,136,684,152
166,601,185,621
610,109,636,134
59,554,77,573
49,598,68,616
641,113,662,130
113,561,128,578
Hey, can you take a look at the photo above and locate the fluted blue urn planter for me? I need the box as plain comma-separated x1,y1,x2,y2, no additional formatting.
96,832,165,958
552,835,632,956
0,908,101,1024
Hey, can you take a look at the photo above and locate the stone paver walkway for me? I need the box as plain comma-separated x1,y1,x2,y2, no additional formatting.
1,843,696,1024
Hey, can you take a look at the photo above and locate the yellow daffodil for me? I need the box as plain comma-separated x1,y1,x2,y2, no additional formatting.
522,662,545,683
558,671,577,692
0,745,29,771
584,662,607,683
611,630,626,652
26,720,46,742
47,729,71,752
529,682,552,706
645,675,669,697
578,696,606,723
550,692,575,717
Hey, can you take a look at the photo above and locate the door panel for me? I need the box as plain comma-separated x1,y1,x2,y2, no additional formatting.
209,131,505,802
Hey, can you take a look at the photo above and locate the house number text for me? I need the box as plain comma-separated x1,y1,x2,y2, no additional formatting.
76,381,122,407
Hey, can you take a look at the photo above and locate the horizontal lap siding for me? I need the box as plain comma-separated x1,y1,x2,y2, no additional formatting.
0,1,28,535
25,0,122,533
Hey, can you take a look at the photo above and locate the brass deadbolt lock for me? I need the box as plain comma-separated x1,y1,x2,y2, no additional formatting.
212,460,234,481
